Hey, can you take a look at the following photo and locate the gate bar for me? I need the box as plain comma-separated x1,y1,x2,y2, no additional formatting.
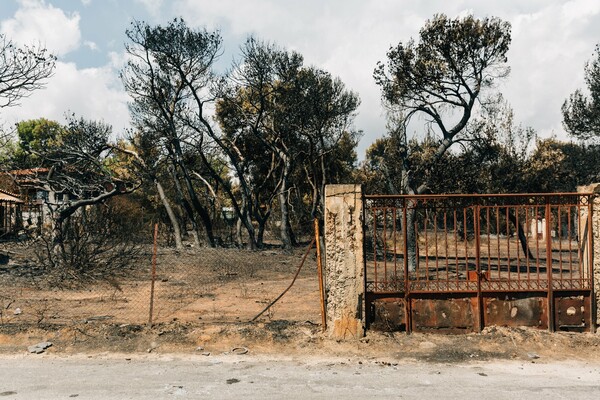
475,205,484,332
545,199,554,332
403,201,412,333
587,198,596,333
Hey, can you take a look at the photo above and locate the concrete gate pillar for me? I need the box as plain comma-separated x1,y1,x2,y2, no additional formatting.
578,184,600,328
323,184,365,339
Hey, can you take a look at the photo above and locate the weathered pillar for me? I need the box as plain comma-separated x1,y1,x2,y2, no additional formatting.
324,184,364,339
578,184,600,328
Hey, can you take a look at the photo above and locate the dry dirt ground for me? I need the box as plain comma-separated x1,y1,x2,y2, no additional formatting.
3,320,600,364
1,242,600,363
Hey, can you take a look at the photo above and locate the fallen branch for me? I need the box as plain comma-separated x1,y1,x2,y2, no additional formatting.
250,238,316,322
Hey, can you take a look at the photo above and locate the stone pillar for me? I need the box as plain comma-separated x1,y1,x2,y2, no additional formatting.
324,184,364,339
578,184,600,327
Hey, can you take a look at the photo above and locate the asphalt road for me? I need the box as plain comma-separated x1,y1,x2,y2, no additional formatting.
1,354,599,399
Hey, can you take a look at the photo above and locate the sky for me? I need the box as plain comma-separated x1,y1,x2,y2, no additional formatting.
1,0,599,158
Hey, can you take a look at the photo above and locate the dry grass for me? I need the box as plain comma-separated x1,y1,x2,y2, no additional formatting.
0,243,321,327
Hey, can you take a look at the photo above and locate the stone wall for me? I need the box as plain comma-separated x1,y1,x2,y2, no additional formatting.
323,184,364,339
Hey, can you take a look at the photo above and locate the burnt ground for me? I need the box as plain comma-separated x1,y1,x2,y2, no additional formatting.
1,241,600,363
2,319,600,364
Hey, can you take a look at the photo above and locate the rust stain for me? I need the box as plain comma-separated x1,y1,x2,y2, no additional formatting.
411,298,475,333
485,296,547,329
370,298,406,332
555,296,589,332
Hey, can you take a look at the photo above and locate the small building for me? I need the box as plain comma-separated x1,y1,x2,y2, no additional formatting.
1,168,51,205
0,189,24,238
0,169,48,238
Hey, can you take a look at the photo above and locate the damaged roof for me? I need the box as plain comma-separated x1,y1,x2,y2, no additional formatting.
0,189,23,204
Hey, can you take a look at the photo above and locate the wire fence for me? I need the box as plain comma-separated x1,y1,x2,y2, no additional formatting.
0,221,323,328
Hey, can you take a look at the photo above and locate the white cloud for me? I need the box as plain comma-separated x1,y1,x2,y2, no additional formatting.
0,1,131,140
3,0,600,157
84,40,99,51
0,0,81,56
134,0,164,18
171,0,430,152
502,2,600,140
1,60,130,139
81,0,92,5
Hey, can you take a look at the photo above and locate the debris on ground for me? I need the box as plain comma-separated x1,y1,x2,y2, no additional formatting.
27,341,52,354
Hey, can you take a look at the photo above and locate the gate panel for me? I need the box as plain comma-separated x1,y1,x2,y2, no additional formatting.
370,298,406,331
364,193,595,333
484,295,548,329
554,294,591,332
411,296,477,333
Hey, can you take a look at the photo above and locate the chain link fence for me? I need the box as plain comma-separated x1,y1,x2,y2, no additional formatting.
0,220,323,329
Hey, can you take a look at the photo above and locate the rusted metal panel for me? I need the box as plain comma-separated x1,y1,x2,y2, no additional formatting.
370,298,406,332
555,295,590,332
484,296,548,329
411,297,476,333
365,193,593,295
363,193,595,334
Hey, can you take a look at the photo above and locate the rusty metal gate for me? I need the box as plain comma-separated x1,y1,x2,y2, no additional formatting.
364,193,595,333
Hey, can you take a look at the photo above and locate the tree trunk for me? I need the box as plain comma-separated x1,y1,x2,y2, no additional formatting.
256,219,266,248
279,190,292,249
169,164,201,247
255,207,272,249
171,138,216,247
507,211,534,259
279,161,292,250
196,151,258,249
399,167,417,272
235,216,243,248
179,166,216,247
405,204,418,272
155,179,183,249
235,197,256,250
286,218,298,247
240,191,256,250
50,217,63,268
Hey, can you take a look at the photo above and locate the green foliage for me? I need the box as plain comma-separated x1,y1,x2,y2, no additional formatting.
122,18,225,247
358,94,539,195
14,117,118,179
217,37,360,225
562,44,600,140
14,118,64,167
0,138,17,166
525,139,600,192
373,14,512,195
374,14,510,128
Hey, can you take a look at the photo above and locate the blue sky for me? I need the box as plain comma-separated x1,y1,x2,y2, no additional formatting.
1,0,599,158
2,0,143,66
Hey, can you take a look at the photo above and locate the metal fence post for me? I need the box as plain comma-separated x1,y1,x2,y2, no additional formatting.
148,223,158,326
